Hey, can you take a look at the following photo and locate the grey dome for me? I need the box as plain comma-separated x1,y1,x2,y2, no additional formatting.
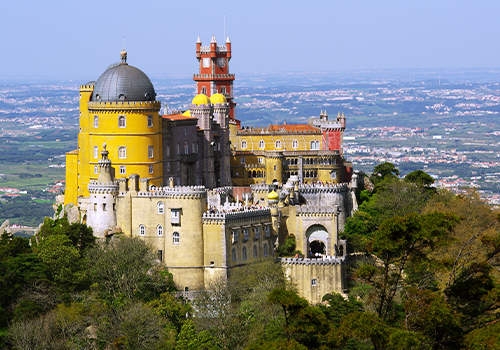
92,62,156,102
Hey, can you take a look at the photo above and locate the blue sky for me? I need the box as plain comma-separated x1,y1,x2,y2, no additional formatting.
1,0,499,80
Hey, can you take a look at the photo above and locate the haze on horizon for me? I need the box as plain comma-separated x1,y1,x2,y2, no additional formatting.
1,0,499,81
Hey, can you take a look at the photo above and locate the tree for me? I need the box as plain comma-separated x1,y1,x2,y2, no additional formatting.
405,170,434,188
371,162,399,184
39,217,95,253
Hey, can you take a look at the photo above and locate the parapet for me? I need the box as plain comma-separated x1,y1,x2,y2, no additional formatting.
250,183,274,193
87,100,161,111
298,182,349,194
296,205,340,215
134,185,207,199
202,208,270,223
280,257,344,266
88,180,119,193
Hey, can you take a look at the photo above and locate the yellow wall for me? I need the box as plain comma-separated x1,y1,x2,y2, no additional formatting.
64,151,78,205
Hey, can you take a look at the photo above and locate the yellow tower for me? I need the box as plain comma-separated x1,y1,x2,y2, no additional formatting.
65,50,162,205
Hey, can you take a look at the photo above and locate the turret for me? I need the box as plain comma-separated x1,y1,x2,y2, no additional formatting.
210,35,217,58
226,36,231,59
196,36,201,59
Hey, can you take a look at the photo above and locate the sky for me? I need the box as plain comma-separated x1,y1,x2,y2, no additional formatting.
1,0,499,81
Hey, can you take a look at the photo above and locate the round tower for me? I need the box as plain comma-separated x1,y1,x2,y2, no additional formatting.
87,143,119,237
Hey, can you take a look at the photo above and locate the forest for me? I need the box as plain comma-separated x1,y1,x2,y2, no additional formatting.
1,163,500,350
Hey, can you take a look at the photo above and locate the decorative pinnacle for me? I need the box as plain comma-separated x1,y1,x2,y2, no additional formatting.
101,142,109,160
211,35,216,43
197,35,201,43
120,48,127,64
226,36,231,43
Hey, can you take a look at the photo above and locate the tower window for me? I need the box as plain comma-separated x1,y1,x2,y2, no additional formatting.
176,143,180,155
118,115,126,128
258,157,264,164
192,142,196,153
147,115,153,127
310,140,320,150
157,225,163,237
201,86,207,95
167,163,170,171
94,146,98,159
166,145,170,157
93,115,98,128
118,146,126,159
184,141,189,154
275,140,281,149
149,165,153,174
94,165,98,175
241,157,245,164
241,140,247,149
311,279,317,287
264,243,268,256
173,231,180,244
253,245,258,258
148,145,154,158
259,140,265,149
139,225,145,236
242,247,247,260
221,86,226,95
292,140,298,149
119,166,126,175
171,209,180,224
232,248,237,262
157,201,164,214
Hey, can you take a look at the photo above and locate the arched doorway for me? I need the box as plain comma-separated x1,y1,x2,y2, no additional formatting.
306,224,329,258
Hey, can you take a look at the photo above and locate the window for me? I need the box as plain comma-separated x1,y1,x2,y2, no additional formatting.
242,247,247,260
93,115,99,128
167,163,170,171
184,127,187,136
274,165,277,171
149,165,153,174
184,141,188,154
232,248,237,261
192,142,196,153
259,140,265,149
275,140,281,149
292,140,298,148
94,203,97,211
94,165,98,175
264,244,268,256
176,143,180,155
265,225,270,237
311,279,317,287
118,146,126,159
102,203,106,211
201,86,207,95
177,162,180,171
241,140,247,149
253,245,258,258
254,226,260,240
331,171,337,180
147,115,153,127
94,146,98,159
171,209,180,224
241,157,245,164
139,225,145,236
173,231,180,244
310,140,320,150
166,145,170,157
243,228,249,241
258,157,264,164
119,166,126,175
157,250,163,262
118,115,126,128
157,202,164,214
231,230,239,244
157,225,163,236
148,145,154,158
221,86,226,95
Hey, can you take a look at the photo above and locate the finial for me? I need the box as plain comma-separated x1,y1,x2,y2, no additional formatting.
197,35,201,43
320,110,323,116
103,142,107,151
101,142,109,160
211,35,217,43
324,110,328,116
120,38,127,65
226,36,231,43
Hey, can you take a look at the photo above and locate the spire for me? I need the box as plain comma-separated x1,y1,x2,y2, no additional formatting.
211,35,217,43
197,35,201,43
226,36,231,43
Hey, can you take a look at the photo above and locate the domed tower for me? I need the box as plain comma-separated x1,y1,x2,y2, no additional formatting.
87,143,119,237
66,49,162,205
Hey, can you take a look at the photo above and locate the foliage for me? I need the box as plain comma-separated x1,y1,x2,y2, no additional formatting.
277,236,302,257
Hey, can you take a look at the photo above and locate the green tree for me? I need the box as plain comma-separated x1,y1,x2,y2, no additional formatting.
371,162,399,184
404,170,434,188
176,320,219,350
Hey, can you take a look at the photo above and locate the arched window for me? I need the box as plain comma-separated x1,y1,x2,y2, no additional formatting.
264,244,268,256
166,145,170,157
257,171,261,178
118,115,126,128
259,140,265,149
147,115,153,127
221,86,226,95
192,142,196,153
242,247,247,260
93,115,98,128
184,141,188,154
176,143,180,155
118,146,126,159
201,86,207,95
157,201,164,214
148,145,154,158
232,248,237,261
241,140,247,149
139,225,145,236
275,140,281,149
94,146,98,159
252,170,256,178
292,140,298,148
253,245,258,258
173,232,180,244
157,225,163,236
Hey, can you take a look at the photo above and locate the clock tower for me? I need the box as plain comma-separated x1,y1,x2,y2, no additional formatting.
195,36,237,123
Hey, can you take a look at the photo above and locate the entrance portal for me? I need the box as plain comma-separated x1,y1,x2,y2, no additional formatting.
310,240,325,257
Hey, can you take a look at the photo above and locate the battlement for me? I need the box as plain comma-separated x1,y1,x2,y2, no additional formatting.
202,208,270,223
79,84,95,92
250,183,274,192
280,256,344,266
237,126,321,135
88,181,119,193
298,182,349,193
193,74,235,80
199,45,227,53
296,205,339,215
87,100,161,111
133,185,207,198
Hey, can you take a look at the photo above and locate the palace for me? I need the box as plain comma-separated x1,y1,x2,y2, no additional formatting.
63,37,359,303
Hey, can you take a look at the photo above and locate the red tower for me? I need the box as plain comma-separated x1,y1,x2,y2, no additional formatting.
194,36,237,123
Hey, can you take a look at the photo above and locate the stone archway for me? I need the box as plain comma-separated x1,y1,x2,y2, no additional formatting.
306,224,329,258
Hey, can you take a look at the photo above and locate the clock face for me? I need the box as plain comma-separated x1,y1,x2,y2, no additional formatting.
202,57,211,68
216,57,226,68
